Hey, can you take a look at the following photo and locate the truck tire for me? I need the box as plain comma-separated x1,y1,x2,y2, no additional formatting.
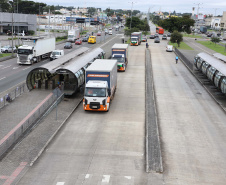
5,50,8,53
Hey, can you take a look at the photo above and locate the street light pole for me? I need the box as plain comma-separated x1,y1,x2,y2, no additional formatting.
11,1,14,57
128,2,136,29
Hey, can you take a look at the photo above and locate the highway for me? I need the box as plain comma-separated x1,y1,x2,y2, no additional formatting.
0,31,117,94
0,24,226,184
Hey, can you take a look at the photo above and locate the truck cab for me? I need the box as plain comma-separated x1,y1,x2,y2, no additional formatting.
131,37,139,46
83,81,110,111
112,54,126,71
17,45,35,64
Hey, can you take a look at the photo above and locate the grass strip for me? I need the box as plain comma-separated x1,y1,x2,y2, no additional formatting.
197,41,226,55
168,41,193,50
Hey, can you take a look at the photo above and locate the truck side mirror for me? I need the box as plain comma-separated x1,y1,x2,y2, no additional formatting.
108,88,111,96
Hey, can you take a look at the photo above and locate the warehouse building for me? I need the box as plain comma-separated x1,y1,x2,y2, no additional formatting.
0,12,36,34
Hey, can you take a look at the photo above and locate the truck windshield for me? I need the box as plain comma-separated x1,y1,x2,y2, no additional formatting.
68,35,74,38
112,56,124,63
85,88,106,97
131,38,137,41
18,49,32,55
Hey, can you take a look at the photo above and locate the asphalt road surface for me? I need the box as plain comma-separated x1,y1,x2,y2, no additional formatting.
15,42,163,185
0,30,119,94
149,33,226,184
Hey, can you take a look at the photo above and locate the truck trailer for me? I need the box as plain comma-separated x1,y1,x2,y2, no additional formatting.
131,32,142,46
83,59,117,112
200,26,207,33
111,43,128,72
67,29,80,42
17,37,55,65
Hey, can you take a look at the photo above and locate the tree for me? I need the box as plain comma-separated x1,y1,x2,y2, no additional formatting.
124,27,139,36
88,7,96,16
211,37,220,46
0,0,11,12
170,31,183,47
159,16,194,34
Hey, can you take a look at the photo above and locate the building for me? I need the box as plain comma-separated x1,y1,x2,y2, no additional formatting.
0,12,36,34
220,11,226,30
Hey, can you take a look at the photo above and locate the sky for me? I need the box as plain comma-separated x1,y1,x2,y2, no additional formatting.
39,0,226,15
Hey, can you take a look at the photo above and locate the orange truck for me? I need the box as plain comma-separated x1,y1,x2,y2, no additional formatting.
111,44,128,72
130,32,142,46
83,59,117,112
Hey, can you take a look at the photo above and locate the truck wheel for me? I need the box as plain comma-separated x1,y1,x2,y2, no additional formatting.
5,50,8,53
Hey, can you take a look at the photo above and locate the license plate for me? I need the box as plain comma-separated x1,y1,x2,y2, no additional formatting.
92,106,97,108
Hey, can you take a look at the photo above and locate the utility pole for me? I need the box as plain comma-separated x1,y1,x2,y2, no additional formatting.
194,3,203,19
11,1,14,57
128,2,134,29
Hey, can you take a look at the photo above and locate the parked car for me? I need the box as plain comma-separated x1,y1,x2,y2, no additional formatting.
154,33,159,38
167,33,171,37
82,36,89,42
1,45,17,53
75,39,82,45
207,33,213,37
154,37,160,43
150,34,155,39
97,31,102,36
162,34,167,40
64,42,73,49
142,37,147,42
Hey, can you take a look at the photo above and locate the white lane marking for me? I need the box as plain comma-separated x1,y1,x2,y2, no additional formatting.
125,176,132,179
100,35,118,48
2,65,11,69
0,77,6,81
85,174,90,178
13,66,20,69
102,175,110,183
56,182,65,185
22,67,31,70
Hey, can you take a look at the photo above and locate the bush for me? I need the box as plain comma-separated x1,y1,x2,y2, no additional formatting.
28,30,35,35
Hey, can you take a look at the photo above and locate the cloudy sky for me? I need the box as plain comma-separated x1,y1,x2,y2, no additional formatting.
39,0,226,15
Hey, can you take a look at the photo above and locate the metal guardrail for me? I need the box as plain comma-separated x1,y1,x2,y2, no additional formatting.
0,87,64,159
175,47,193,70
0,83,28,110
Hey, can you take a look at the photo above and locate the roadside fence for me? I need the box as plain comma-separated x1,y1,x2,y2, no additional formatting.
175,47,193,71
0,83,28,110
0,87,64,159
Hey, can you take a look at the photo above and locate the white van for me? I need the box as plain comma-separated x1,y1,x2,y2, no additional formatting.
166,45,173,52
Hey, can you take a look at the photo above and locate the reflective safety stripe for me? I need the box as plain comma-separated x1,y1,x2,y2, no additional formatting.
117,67,126,72
83,104,108,111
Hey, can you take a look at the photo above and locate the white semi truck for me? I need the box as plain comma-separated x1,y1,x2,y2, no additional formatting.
67,29,80,42
83,59,117,112
17,37,55,65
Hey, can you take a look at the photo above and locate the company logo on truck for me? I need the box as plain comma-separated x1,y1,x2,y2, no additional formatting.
87,74,109,77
